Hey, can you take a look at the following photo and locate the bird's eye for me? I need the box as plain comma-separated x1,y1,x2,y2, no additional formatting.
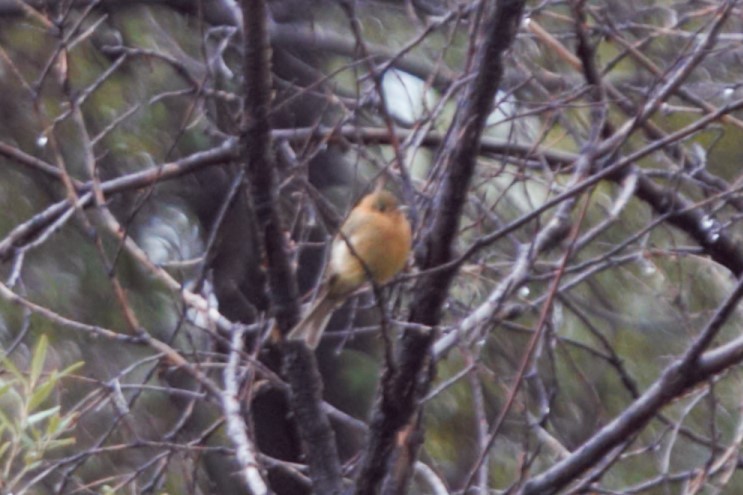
378,203,387,212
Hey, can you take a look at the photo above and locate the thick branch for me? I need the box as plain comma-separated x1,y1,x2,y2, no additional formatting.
240,0,298,333
410,0,526,326
240,1,342,493
354,1,527,494
0,0,240,26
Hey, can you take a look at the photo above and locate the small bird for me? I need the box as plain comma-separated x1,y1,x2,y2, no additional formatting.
288,189,412,349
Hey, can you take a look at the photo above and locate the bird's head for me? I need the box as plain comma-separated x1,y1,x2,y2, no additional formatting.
363,190,401,214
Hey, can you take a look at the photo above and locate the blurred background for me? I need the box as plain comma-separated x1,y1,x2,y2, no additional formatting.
1,0,743,493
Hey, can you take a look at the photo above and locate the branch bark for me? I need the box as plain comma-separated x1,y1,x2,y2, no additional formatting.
354,1,527,494
520,271,743,495
240,1,342,493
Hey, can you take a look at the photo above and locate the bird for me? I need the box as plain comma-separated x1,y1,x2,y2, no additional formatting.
288,189,412,349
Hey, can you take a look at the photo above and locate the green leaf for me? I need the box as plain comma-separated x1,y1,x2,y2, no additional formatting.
0,407,18,436
18,428,35,448
21,457,42,471
45,437,75,450
0,356,24,383
45,412,60,437
0,382,13,398
58,361,84,378
52,412,77,438
0,441,10,459
27,374,58,413
26,406,59,427
29,335,49,387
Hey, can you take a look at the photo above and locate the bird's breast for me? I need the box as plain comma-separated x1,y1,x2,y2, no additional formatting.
328,212,411,295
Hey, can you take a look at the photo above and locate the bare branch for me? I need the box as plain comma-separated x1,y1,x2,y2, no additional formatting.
355,1,528,494
222,325,270,495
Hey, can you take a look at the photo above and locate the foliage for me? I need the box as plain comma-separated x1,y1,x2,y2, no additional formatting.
0,336,81,494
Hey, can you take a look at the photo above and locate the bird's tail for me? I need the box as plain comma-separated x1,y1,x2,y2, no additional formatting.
287,292,339,349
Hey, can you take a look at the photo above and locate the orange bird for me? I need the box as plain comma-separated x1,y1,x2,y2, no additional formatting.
288,189,412,349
